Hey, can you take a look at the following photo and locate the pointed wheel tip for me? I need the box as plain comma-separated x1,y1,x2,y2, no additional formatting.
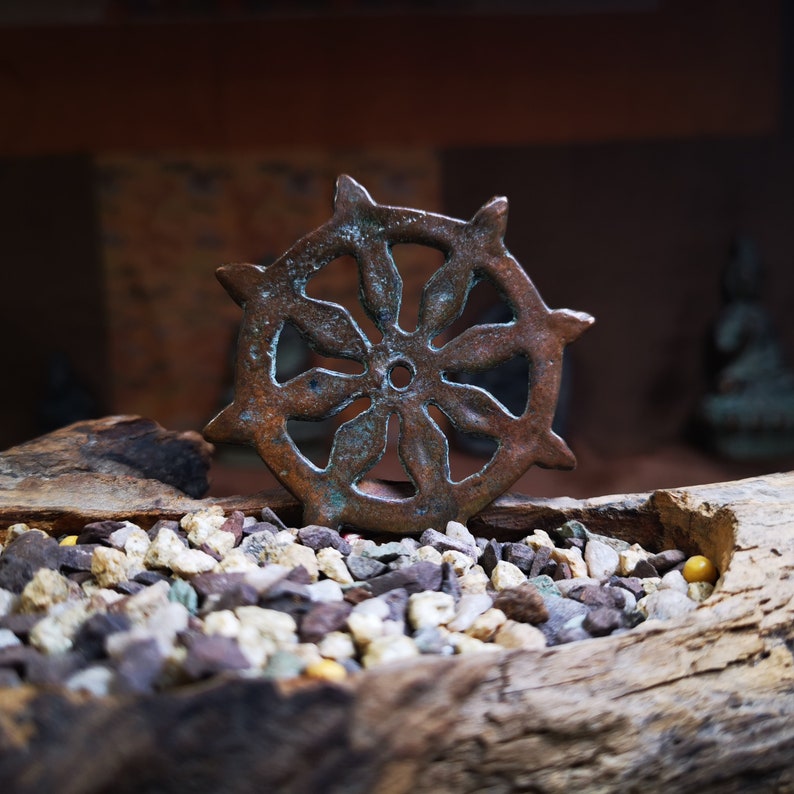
469,196,509,241
552,309,595,343
204,407,251,445
535,432,577,470
333,175,375,213
216,263,265,306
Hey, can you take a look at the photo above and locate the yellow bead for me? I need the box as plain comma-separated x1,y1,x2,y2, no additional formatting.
682,555,718,585
59,535,79,546
305,659,347,683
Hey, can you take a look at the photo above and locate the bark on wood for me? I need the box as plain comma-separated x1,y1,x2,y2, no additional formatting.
0,414,214,494
1,471,793,792
0,416,305,533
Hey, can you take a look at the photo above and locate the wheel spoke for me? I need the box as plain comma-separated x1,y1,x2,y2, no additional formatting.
359,240,402,332
292,298,369,360
434,380,511,438
397,403,451,491
416,255,472,338
278,369,362,420
438,324,520,372
327,404,389,480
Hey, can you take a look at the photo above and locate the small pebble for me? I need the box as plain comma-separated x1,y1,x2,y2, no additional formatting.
20,568,78,613
493,620,546,650
408,591,456,630
318,631,356,662
491,560,526,591
659,569,688,594
0,507,713,691
362,635,419,668
584,540,620,581
551,547,590,579
316,547,354,585
305,658,347,682
493,584,549,624
687,581,714,602
682,555,718,585
638,588,697,620
465,608,507,641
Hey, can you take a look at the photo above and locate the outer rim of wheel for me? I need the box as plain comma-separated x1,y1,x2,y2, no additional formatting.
205,175,593,532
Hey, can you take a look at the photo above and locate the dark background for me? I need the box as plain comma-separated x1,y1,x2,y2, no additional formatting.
1,0,792,496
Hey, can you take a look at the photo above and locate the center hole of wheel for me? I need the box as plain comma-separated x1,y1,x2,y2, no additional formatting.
388,361,414,390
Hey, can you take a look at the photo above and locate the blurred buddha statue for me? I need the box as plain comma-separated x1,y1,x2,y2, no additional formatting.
697,237,794,459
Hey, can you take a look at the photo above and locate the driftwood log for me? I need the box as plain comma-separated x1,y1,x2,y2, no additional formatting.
0,418,793,792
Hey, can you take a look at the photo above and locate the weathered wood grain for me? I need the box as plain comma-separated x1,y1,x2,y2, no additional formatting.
1,471,793,792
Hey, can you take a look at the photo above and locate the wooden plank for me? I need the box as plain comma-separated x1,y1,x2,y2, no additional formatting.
0,470,792,791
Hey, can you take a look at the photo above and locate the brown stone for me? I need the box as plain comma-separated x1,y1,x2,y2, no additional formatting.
493,583,549,624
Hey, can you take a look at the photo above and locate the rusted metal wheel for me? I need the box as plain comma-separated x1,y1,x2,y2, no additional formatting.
205,175,592,533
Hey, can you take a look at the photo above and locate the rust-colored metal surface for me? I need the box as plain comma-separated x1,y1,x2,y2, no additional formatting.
205,175,593,533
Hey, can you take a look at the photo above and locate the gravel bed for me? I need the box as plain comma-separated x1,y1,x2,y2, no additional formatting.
0,508,716,695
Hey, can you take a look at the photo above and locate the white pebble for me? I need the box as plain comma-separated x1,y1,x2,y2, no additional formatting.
235,608,296,667
318,630,356,662
458,566,491,594
242,564,290,593
119,579,171,625
201,528,237,558
351,597,390,620
441,549,474,575
362,634,419,668
584,539,620,580
446,593,494,632
307,579,344,602
407,591,456,630
20,568,78,612
6,523,33,537
449,633,501,655
618,544,652,576
107,521,144,549
124,527,151,559
688,581,714,602
465,607,507,641
638,588,697,621
445,520,478,549
146,601,190,654
66,664,115,697
91,546,132,588
347,611,385,648
181,506,227,545
494,620,547,650
659,569,688,594
550,547,589,579
214,549,259,573
316,547,354,585
169,547,218,577
642,577,662,595
0,588,18,618
491,560,526,591
265,544,319,582
413,545,443,565
203,609,241,637
29,602,89,655
144,529,186,570
235,606,297,645
524,530,555,550
0,627,21,648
